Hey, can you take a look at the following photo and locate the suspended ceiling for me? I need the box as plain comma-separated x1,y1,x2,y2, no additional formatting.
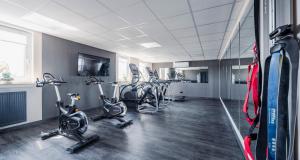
0,0,252,62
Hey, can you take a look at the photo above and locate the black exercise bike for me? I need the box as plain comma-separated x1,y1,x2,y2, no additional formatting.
36,73,99,153
85,76,133,128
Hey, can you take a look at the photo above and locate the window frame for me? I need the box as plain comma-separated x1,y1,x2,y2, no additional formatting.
117,56,129,82
0,25,33,83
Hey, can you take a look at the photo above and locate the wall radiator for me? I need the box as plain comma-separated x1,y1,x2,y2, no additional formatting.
0,91,27,127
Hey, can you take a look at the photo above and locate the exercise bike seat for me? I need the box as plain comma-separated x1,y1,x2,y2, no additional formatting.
67,93,80,97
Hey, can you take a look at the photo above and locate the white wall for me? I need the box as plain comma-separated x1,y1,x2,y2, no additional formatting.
167,82,211,98
0,32,43,129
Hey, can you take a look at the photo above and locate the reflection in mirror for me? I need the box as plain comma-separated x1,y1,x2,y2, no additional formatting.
232,65,248,84
238,6,256,138
219,4,256,145
159,67,208,83
229,28,241,129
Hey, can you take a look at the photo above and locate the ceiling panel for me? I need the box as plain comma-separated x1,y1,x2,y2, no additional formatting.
197,21,227,36
53,0,110,19
171,27,197,38
190,55,204,60
0,1,29,18
201,40,223,46
203,49,219,55
194,4,232,26
99,32,126,41
144,0,189,19
116,2,156,25
162,14,194,30
98,0,140,11
129,36,154,44
189,51,202,55
178,36,198,45
76,21,108,35
93,13,130,30
137,20,166,35
166,45,185,51
36,1,87,25
189,0,234,11
6,0,50,11
182,44,202,52
150,34,177,45
200,32,224,42
201,41,222,50
205,55,218,60
117,27,146,39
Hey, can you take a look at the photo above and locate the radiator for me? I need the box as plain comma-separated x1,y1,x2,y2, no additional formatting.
0,91,27,127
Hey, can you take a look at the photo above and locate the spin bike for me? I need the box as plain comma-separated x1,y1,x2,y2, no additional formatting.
120,63,160,114
36,73,99,153
85,76,133,128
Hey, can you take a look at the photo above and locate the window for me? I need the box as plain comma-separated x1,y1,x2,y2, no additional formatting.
199,70,208,83
139,62,148,81
159,68,168,80
118,57,129,82
0,26,32,83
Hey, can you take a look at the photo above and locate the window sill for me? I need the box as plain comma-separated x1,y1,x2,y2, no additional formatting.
0,81,34,88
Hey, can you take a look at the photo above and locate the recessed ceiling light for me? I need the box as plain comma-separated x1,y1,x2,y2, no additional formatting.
22,13,79,31
139,42,161,48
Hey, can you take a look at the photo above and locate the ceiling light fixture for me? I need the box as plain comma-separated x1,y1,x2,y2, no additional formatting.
22,13,79,31
139,42,161,48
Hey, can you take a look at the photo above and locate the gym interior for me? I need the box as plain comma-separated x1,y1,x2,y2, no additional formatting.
0,0,299,160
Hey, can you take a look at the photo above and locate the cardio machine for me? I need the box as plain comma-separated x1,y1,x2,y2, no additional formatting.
36,73,99,153
146,67,171,106
85,76,133,128
120,63,159,114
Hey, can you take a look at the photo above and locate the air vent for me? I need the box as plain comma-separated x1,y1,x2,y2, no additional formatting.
173,62,189,68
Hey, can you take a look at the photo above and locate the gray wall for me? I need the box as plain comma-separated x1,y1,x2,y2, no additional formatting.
42,34,116,119
152,62,172,70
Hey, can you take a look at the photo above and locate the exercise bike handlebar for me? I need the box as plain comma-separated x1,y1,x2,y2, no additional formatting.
85,76,104,85
36,73,67,87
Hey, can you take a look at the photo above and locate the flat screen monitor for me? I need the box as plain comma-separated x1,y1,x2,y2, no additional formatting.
77,53,110,76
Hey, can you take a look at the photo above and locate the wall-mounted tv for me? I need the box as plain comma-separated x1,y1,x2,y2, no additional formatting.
77,53,110,76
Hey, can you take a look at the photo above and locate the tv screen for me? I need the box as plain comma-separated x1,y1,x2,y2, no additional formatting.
77,53,110,76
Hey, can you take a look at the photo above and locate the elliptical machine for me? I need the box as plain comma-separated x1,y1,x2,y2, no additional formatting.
36,73,99,153
120,64,159,114
146,67,171,106
85,76,133,128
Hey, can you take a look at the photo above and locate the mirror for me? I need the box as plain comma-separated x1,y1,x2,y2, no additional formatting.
159,67,208,83
219,5,255,139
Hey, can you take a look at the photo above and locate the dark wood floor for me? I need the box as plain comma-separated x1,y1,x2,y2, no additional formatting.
0,98,243,160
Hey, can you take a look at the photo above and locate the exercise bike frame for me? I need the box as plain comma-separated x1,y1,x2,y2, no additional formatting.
86,76,133,128
37,73,99,153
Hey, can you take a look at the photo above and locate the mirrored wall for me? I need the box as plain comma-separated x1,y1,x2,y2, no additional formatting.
219,6,255,140
159,67,208,83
